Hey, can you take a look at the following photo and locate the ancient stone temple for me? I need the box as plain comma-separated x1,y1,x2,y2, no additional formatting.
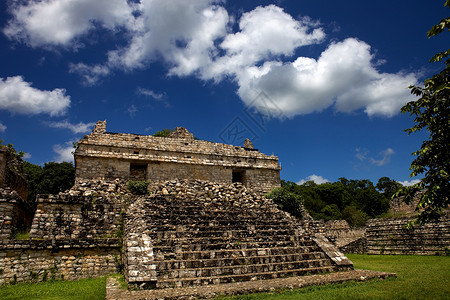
75,120,281,192
0,120,353,291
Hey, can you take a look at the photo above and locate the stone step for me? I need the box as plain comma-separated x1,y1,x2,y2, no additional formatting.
152,237,297,248
153,246,322,261
155,266,336,288
146,220,295,230
158,258,332,279
152,239,314,255
144,214,293,225
157,252,327,270
149,228,299,240
145,223,303,234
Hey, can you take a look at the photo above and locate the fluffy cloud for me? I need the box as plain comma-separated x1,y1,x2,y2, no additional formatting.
355,147,395,167
370,148,395,166
398,179,421,186
53,142,74,163
3,0,134,47
4,1,418,118
0,122,6,132
236,38,417,117
137,87,164,100
46,120,96,134
297,174,330,185
0,76,70,116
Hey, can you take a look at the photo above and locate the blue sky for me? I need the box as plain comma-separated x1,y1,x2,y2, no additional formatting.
0,0,448,186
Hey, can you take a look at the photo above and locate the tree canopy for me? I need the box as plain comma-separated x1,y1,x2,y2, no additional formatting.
398,1,450,224
24,161,75,204
268,178,392,227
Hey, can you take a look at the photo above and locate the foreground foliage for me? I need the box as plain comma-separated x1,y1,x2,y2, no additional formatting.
398,1,450,224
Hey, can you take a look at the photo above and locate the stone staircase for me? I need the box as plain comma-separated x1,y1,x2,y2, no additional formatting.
124,180,352,289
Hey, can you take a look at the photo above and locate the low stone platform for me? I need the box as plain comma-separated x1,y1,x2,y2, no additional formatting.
106,269,396,299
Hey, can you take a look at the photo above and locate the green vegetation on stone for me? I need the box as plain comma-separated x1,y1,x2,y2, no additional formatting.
127,180,150,195
153,129,174,137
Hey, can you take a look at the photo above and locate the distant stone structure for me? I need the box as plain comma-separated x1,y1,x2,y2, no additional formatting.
75,120,281,192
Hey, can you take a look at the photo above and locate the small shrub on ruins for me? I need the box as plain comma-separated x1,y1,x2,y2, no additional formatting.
127,180,150,195
153,129,174,137
266,187,304,219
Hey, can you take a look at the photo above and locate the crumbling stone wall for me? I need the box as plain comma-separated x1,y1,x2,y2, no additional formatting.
0,240,120,284
75,121,281,192
30,179,130,240
0,148,28,201
389,192,424,215
366,213,450,255
0,188,33,239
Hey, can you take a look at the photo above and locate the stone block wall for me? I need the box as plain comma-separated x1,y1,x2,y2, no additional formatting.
75,121,281,192
0,148,28,201
366,214,450,255
30,180,129,240
0,240,120,284
0,188,33,239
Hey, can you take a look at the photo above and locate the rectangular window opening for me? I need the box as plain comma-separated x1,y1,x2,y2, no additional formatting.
130,163,147,181
232,170,246,185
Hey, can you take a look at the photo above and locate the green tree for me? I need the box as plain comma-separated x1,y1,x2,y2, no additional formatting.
376,177,402,198
266,187,304,219
24,162,75,203
398,1,450,224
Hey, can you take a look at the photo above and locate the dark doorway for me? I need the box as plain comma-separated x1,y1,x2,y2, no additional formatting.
232,170,246,184
130,163,147,181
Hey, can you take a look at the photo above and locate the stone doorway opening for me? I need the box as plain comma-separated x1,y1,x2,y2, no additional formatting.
232,169,246,185
130,163,147,181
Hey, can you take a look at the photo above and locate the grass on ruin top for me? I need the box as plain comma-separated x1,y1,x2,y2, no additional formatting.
0,276,106,300
219,254,450,300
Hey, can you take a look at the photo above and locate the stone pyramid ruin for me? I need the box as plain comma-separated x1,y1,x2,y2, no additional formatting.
0,121,352,290
124,180,352,289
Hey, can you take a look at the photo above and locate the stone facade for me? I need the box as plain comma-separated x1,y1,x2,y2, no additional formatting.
75,121,281,192
366,214,450,255
0,240,120,285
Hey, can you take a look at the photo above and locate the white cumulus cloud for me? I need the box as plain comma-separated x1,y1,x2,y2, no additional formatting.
3,1,419,118
46,120,96,134
0,122,6,132
399,179,421,187
3,0,134,47
235,38,417,117
53,142,74,163
0,76,70,116
297,174,330,185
